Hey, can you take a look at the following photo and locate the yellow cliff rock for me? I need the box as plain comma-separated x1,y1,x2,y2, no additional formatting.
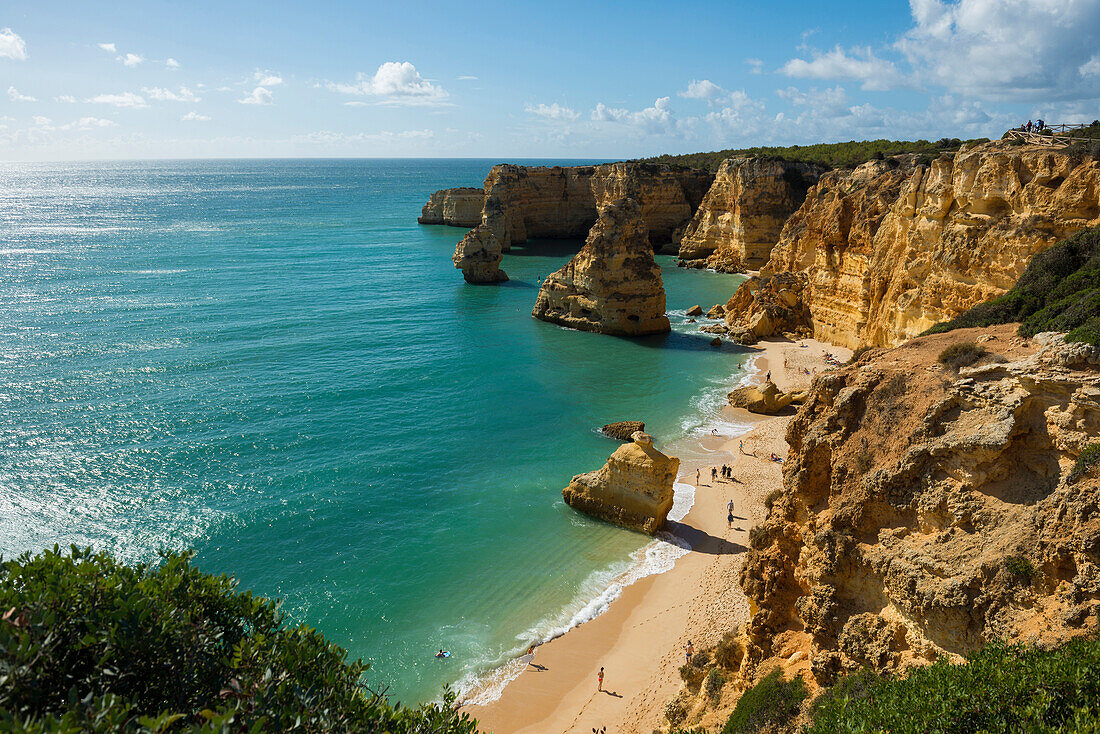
562,431,680,534
418,187,486,227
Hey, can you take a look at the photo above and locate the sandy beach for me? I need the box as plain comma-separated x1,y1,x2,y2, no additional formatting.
466,337,849,734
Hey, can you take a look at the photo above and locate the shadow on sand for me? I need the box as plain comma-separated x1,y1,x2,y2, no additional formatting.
667,520,747,555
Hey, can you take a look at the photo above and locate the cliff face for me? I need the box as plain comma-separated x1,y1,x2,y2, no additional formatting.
418,187,486,227
740,326,1100,684
532,198,671,336
678,158,823,271
747,144,1100,348
562,431,680,535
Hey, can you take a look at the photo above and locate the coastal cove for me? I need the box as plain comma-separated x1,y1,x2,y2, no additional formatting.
0,158,753,706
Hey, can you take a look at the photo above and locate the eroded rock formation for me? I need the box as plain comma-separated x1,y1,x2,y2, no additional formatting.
532,198,671,336
739,325,1100,684
452,196,509,283
737,143,1100,348
562,431,680,534
678,158,824,271
722,271,813,341
418,187,486,227
727,381,807,415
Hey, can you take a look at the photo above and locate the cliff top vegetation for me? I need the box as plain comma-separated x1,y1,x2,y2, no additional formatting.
924,224,1100,346
0,546,478,733
638,137,988,172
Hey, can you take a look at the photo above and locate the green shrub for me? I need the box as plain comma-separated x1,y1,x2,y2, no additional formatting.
0,546,478,734
764,489,783,512
809,667,881,718
937,342,988,370
714,631,744,670
680,664,707,690
638,138,988,172
664,698,687,727
924,225,1100,347
690,650,711,668
705,669,728,702
748,526,769,550
1005,555,1037,584
721,669,807,734
1069,443,1100,484
805,638,1100,733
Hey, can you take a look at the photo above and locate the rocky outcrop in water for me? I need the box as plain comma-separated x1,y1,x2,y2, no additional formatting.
678,158,823,271
601,421,646,441
452,196,508,283
532,198,671,336
418,187,486,227
739,326,1100,684
737,143,1100,348
562,431,680,534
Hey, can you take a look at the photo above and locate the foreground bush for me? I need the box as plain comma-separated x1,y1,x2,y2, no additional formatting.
937,342,988,370
0,546,479,733
805,638,1100,734
924,225,1100,346
721,669,806,734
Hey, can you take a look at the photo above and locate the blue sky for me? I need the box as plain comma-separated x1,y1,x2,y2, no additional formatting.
2,0,1099,160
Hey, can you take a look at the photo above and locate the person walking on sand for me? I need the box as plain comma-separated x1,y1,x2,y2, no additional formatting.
685,641,694,664
696,468,700,484
739,440,744,455
728,505,734,529
711,467,717,482
597,666,604,691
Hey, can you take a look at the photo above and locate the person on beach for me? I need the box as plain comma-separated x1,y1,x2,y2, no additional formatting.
597,666,604,691
766,370,771,382
739,440,744,454
711,467,717,482
696,468,700,484
728,507,734,529
685,641,694,663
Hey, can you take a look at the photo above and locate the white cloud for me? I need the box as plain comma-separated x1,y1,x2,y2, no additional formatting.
679,79,726,100
777,85,850,116
55,94,77,103
32,116,52,127
166,57,180,69
746,58,764,74
76,117,117,129
525,102,580,122
238,86,274,105
97,42,116,54
253,70,282,86
326,62,449,106
181,111,211,121
294,129,435,145
7,86,36,102
457,75,478,80
143,86,201,103
0,28,27,60
591,97,675,134
1079,55,1100,78
87,92,147,108
897,0,1100,101
119,52,144,67
781,45,904,91
344,101,367,107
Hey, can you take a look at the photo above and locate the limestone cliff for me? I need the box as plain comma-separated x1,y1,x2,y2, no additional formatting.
739,325,1100,685
678,158,823,271
418,187,485,227
532,198,671,336
722,271,813,342
739,143,1100,348
452,196,508,283
562,431,680,534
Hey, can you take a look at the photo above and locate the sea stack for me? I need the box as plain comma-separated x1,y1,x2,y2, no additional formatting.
452,196,508,283
532,198,671,336
562,431,680,535
418,187,486,227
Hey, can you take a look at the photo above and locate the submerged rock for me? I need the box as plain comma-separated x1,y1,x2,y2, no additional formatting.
532,198,671,336
600,421,646,441
686,305,704,316
562,431,680,534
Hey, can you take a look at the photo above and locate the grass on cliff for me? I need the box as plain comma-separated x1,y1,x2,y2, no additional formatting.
924,225,1100,346
805,637,1100,734
639,137,988,172
0,546,478,733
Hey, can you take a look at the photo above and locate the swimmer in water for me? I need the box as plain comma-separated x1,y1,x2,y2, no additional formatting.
436,649,449,658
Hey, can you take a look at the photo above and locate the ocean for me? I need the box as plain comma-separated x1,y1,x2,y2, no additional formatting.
0,159,750,705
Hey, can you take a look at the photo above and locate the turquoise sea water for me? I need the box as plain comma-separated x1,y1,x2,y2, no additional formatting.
0,159,749,705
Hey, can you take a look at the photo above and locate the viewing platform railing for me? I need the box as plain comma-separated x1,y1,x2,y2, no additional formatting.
1004,123,1100,148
